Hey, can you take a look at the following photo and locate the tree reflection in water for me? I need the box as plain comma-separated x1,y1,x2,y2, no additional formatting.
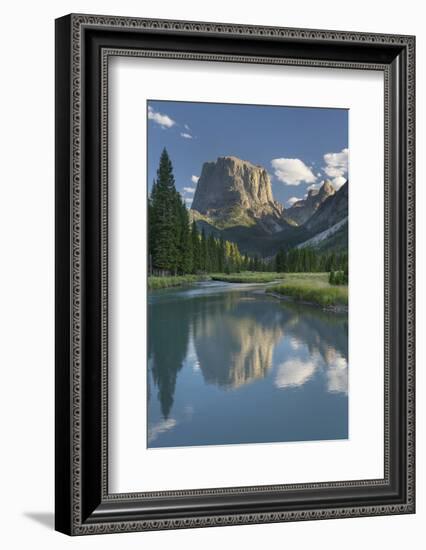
148,295,191,418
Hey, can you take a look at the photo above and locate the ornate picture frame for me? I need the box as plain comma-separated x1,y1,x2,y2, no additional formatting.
55,13,415,535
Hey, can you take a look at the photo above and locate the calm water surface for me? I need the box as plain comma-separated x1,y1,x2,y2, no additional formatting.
147,281,348,448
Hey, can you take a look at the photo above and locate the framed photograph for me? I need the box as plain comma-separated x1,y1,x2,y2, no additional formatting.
55,14,415,535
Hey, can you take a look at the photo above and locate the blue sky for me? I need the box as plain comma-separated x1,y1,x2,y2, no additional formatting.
147,100,348,208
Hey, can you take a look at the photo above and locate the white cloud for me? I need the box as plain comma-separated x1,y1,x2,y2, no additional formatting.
148,418,177,443
180,132,193,139
290,337,302,350
184,405,194,419
271,158,317,186
183,187,195,194
326,354,348,395
332,176,347,190
180,191,193,207
147,105,175,128
286,196,300,207
275,358,317,389
307,183,320,192
191,175,199,184
184,124,191,130
323,148,349,178
317,172,322,177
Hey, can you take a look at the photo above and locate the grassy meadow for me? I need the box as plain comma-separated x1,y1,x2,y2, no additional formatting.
267,272,348,307
148,274,209,290
211,272,286,284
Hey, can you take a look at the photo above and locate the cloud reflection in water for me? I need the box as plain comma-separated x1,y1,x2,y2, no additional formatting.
275,357,318,389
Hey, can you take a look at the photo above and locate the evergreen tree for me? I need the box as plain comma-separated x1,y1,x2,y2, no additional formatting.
149,148,179,273
243,255,250,271
230,243,241,272
275,249,287,272
218,238,225,273
190,221,200,273
224,240,232,272
206,234,216,272
148,148,249,277
176,199,193,274
148,179,156,275
200,229,207,272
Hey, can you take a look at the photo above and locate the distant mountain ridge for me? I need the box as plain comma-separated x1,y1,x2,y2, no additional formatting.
285,180,335,226
305,181,348,234
190,155,348,256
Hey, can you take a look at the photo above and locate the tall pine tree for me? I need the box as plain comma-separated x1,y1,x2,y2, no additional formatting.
149,148,250,276
176,198,193,274
149,148,179,273
191,221,201,273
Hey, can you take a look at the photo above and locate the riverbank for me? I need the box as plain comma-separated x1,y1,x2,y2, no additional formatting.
266,276,348,310
211,272,286,284
148,271,287,289
148,272,348,311
148,274,210,290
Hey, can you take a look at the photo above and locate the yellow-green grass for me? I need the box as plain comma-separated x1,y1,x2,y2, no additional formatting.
267,274,348,307
211,272,286,284
148,274,208,290
279,272,330,284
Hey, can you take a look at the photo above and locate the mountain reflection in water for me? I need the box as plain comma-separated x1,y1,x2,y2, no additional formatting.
148,282,348,447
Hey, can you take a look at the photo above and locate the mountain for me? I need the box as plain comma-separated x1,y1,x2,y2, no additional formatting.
305,181,348,234
191,156,290,234
297,217,348,251
190,156,348,256
297,181,349,252
285,180,335,226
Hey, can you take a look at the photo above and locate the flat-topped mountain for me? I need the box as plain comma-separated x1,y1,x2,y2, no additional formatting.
191,156,286,233
285,180,335,226
189,155,348,255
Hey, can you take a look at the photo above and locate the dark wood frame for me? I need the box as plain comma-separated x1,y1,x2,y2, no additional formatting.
55,13,415,535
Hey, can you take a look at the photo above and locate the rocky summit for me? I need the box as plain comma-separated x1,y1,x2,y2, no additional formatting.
191,156,286,233
305,181,348,234
285,180,335,226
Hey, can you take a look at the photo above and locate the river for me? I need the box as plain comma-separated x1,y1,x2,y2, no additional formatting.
147,281,348,448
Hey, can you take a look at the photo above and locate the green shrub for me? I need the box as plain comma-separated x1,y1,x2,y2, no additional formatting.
329,270,348,286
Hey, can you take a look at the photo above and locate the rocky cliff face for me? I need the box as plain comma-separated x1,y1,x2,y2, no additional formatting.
286,180,335,226
191,156,285,233
305,181,348,234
